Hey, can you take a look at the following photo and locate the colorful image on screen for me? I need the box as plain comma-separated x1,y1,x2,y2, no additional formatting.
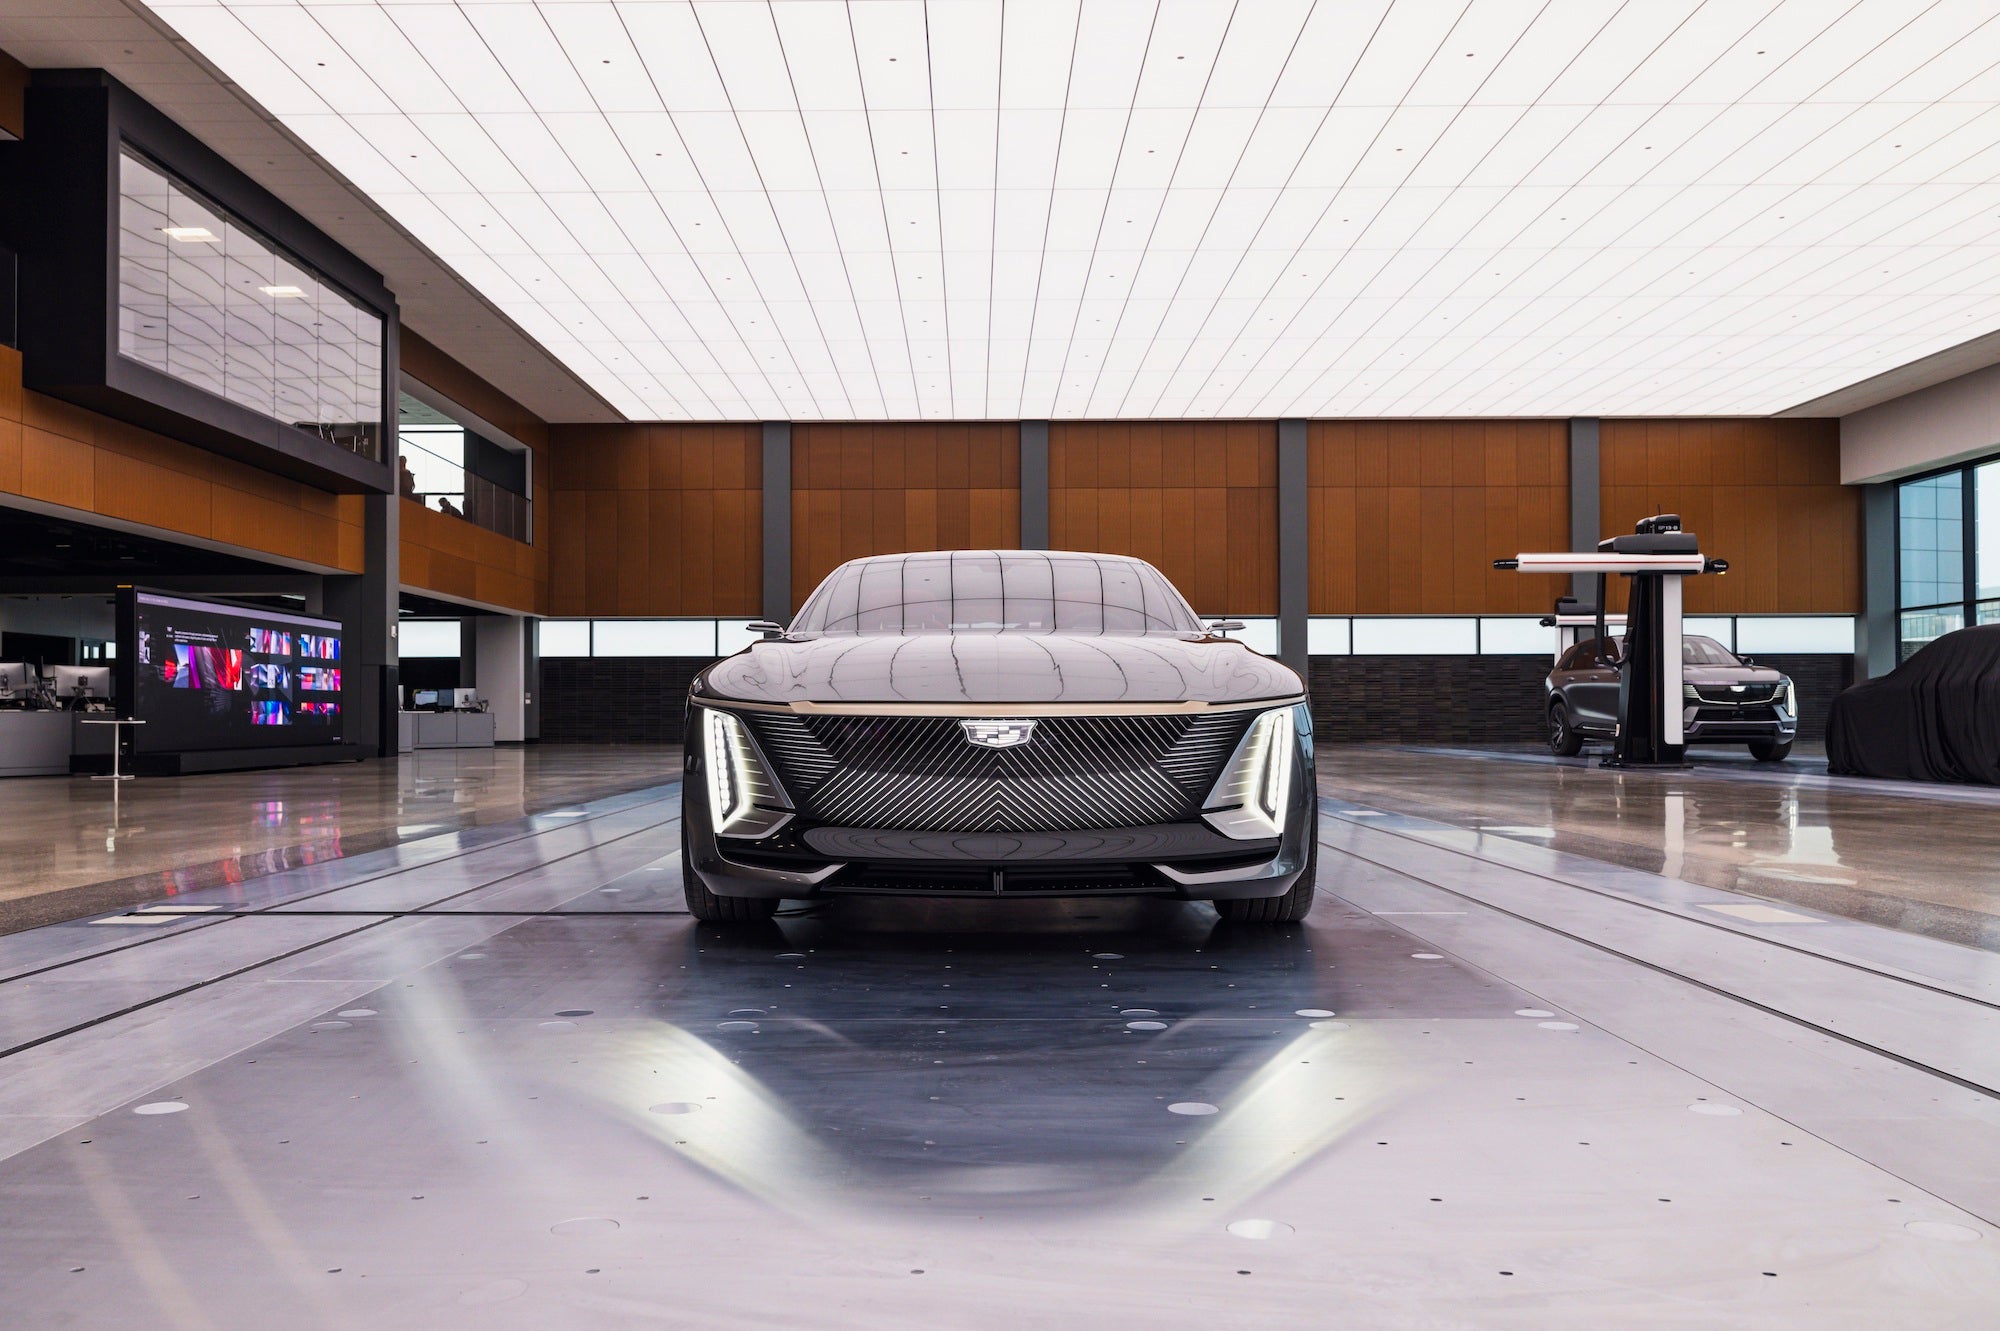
248,663,290,690
251,700,289,726
166,644,243,691
299,701,340,718
248,628,292,654
300,667,340,692
299,635,340,661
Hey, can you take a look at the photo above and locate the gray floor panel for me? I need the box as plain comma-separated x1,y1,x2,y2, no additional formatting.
1,778,1997,1327
1333,802,2000,1005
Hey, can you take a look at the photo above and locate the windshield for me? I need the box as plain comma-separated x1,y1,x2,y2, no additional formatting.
1576,635,1742,667
1681,635,1742,666
791,552,1205,636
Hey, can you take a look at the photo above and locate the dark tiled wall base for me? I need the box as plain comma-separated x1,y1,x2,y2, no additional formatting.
1756,654,1853,742
540,652,1855,748
1309,656,1550,746
1309,653,1853,747
540,657,708,744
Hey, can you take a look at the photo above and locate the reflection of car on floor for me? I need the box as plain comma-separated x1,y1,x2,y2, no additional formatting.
680,550,1318,925
665,911,1333,1215
1829,624,2000,783
1545,634,1798,761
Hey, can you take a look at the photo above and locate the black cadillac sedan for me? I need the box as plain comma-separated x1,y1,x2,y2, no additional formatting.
681,551,1317,925
1546,634,1798,761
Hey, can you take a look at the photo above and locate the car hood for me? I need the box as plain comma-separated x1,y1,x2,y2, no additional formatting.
698,633,1303,706
1684,665,1788,688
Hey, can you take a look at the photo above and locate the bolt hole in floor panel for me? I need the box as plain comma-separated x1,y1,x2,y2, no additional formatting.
0,768,1996,1327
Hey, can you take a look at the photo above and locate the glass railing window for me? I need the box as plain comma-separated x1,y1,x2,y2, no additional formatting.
400,421,465,513
397,396,532,543
117,148,383,459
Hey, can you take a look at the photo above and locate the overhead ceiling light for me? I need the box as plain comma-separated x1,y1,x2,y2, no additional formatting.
161,226,218,242
139,0,2000,420
260,284,307,298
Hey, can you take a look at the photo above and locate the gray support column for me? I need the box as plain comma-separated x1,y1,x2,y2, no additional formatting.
522,618,541,741
324,491,400,758
1568,418,1601,602
1019,421,1050,550
1858,481,1896,681
475,615,527,742
762,422,792,621
1277,418,1309,675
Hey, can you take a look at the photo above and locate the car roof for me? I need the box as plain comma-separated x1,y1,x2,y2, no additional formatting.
829,550,1162,570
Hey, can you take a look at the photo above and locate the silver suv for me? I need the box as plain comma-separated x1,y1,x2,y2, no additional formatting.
1546,634,1797,761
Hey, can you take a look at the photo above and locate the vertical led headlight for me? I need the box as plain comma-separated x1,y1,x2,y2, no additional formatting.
701,708,791,838
1203,707,1297,840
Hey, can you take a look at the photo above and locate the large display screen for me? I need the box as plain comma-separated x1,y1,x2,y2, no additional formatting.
123,591,346,752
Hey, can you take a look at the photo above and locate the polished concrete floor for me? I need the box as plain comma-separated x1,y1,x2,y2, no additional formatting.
1323,743,2000,949
0,746,682,933
0,748,1997,1327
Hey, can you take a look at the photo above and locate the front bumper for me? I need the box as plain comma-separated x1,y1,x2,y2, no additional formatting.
681,726,1318,902
1682,704,1797,743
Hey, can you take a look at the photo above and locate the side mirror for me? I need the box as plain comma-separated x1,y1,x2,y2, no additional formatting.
1206,619,1246,636
747,620,786,640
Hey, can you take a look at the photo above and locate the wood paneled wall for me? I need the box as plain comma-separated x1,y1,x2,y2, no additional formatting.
1600,418,1857,614
0,46,25,140
0,346,365,570
792,423,1019,598
1049,422,1277,615
547,424,761,616
398,331,551,614
400,500,547,612
1307,421,1569,615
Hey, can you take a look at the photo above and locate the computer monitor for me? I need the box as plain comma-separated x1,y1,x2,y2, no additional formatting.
411,689,441,710
47,664,111,699
0,662,33,694
452,688,479,710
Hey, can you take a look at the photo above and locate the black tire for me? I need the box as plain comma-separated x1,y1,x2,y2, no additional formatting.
1215,836,1317,925
1548,701,1584,757
1749,739,1792,763
681,826,779,923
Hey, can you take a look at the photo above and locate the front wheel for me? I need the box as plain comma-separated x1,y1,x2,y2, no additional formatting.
1749,739,1793,763
1548,701,1584,757
1215,838,1317,925
681,826,779,923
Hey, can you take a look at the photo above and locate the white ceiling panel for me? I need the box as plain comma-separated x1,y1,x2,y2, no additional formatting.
134,0,2000,420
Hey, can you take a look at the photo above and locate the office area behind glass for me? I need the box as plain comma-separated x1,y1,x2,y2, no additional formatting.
0,600,120,777
0,660,112,712
396,619,495,752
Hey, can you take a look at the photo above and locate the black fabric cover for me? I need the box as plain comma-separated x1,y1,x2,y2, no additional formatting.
1827,625,2000,783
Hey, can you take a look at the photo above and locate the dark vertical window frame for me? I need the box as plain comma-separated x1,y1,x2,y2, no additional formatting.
1964,456,1979,626
15,70,398,495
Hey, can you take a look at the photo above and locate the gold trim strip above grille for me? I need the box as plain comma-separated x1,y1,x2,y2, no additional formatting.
700,696,1304,718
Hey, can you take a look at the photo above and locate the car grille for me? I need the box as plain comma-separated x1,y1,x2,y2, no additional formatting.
740,710,1257,832
1689,705,1782,736
1691,685,1780,705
